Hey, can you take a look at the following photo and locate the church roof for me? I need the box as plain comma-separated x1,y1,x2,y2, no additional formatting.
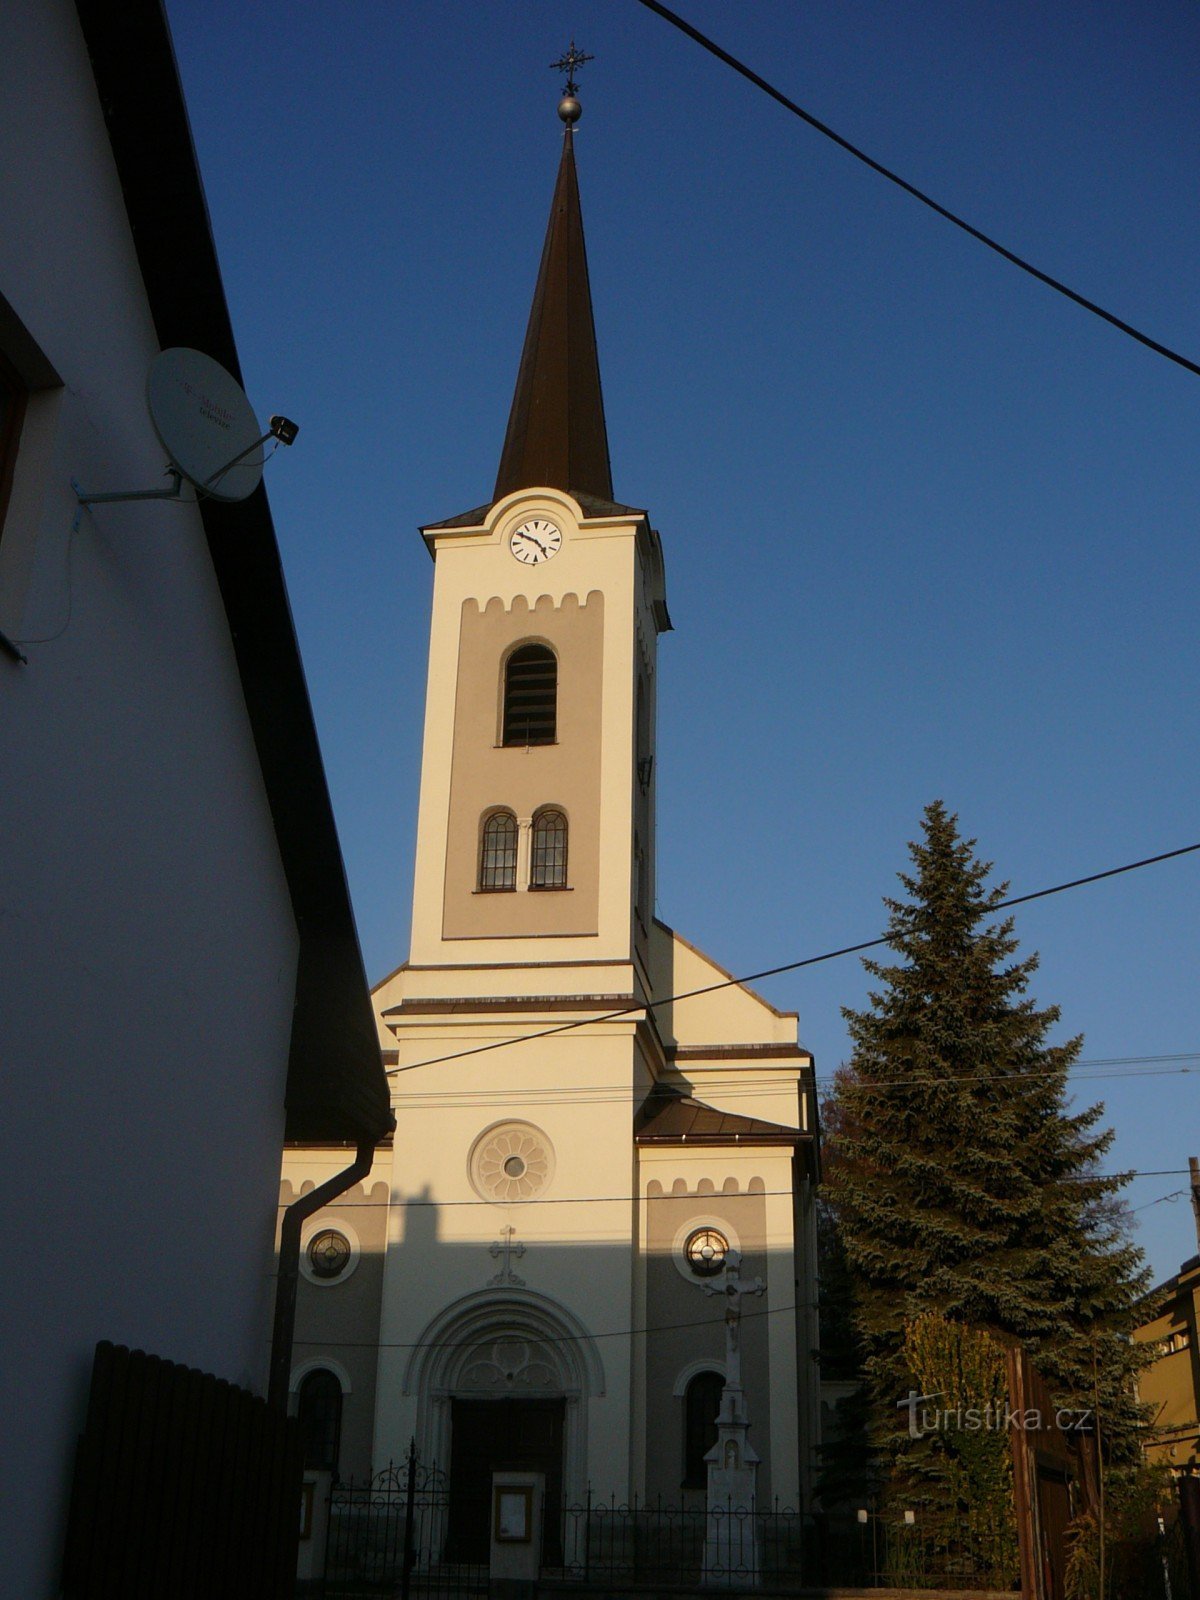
424,490,646,533
635,1089,804,1147
493,125,614,504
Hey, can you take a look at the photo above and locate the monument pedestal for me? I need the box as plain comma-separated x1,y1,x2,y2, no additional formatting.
702,1385,760,1587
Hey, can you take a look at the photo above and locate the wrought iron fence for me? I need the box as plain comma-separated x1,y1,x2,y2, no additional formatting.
323,1452,487,1600
320,1456,1027,1595
550,1495,1018,1591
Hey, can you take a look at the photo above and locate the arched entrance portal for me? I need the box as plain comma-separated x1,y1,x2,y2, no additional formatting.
403,1289,604,1561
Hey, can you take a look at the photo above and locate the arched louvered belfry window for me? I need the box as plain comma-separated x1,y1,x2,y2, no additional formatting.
479,810,518,891
530,808,568,889
503,644,557,746
683,1370,724,1488
297,1368,343,1475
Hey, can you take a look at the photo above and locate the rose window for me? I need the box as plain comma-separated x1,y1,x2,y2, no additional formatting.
470,1122,555,1202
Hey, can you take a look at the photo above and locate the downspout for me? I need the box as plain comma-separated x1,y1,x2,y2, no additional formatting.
268,1138,376,1412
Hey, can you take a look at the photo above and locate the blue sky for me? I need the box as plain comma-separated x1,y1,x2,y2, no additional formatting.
165,2,1198,1283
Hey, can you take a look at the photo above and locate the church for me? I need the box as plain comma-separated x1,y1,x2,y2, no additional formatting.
281,90,822,1540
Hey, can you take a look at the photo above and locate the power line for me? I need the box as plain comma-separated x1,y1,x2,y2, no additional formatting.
291,1295,807,1354
1131,1188,1189,1214
632,0,1200,382
383,1058,1195,1110
385,841,1200,1078
281,1169,1195,1212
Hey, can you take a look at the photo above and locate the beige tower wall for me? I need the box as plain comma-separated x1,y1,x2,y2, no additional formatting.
443,591,604,939
409,489,656,970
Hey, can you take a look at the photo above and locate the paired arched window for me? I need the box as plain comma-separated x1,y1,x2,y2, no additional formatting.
530,808,568,889
479,810,518,891
683,1369,724,1488
297,1368,343,1475
478,808,569,890
503,644,557,746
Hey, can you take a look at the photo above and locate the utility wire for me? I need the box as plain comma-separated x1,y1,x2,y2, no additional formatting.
282,1170,1195,1212
386,841,1200,1077
383,1058,1196,1108
291,1296,807,1354
632,0,1200,382
1131,1188,1188,1214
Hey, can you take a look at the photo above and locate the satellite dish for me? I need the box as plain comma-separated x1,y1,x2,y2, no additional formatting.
147,348,264,502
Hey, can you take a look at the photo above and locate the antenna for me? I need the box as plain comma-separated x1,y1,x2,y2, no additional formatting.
73,348,297,521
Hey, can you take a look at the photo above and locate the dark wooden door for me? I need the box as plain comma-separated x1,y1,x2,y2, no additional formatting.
446,1397,565,1563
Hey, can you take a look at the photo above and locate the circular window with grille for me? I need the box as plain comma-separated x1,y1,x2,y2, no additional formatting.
299,1218,360,1287
307,1228,352,1280
470,1121,556,1203
684,1227,729,1277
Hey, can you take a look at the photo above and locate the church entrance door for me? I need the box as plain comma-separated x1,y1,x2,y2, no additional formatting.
446,1397,565,1564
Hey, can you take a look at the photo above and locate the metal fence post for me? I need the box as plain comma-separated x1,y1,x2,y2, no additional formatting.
584,1485,591,1582
400,1437,418,1600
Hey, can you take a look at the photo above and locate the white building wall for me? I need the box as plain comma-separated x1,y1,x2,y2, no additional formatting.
0,3,301,1593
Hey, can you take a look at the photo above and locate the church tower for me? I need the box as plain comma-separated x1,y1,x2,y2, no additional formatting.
280,88,820,1541
407,116,669,974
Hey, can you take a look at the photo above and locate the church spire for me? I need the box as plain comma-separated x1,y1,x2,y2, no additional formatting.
493,92,614,504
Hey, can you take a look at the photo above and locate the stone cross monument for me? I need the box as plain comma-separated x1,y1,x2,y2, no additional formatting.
701,1248,765,1585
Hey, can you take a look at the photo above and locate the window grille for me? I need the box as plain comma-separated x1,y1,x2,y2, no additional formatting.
297,1368,343,1474
683,1370,725,1488
503,644,557,746
530,808,568,889
480,811,518,891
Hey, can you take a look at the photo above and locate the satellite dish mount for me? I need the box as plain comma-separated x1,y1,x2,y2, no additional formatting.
73,348,297,523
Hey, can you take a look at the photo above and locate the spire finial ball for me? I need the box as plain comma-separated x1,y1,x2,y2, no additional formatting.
558,94,582,125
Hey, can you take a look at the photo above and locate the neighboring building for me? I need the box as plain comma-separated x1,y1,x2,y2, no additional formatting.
1133,1166,1200,1477
283,107,821,1540
0,2,391,1593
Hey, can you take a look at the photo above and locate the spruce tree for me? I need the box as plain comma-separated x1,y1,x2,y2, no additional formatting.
825,802,1149,1493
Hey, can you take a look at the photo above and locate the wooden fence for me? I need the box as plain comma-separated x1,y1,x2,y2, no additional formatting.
62,1340,303,1598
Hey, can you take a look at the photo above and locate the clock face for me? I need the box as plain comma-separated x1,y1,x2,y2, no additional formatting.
509,519,562,565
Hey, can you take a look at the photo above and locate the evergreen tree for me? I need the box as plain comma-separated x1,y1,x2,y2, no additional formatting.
825,802,1149,1494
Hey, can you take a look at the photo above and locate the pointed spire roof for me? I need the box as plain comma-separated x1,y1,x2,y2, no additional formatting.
493,126,614,503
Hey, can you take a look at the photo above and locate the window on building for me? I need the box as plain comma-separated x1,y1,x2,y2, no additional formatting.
683,1370,725,1488
503,644,557,746
684,1227,729,1278
530,808,568,889
297,1368,343,1475
479,810,518,891
0,349,27,547
307,1228,352,1281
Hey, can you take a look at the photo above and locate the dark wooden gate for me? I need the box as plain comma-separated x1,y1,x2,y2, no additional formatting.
62,1340,303,1598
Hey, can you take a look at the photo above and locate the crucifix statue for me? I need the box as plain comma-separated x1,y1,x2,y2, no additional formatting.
703,1248,764,1393
700,1248,765,1585
488,1225,526,1287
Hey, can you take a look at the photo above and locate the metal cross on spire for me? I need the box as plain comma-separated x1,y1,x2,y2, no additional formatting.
550,39,594,97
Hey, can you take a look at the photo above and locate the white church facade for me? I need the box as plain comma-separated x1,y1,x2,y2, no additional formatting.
281,106,821,1541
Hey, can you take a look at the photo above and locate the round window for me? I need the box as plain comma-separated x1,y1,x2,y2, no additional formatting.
685,1227,729,1277
470,1122,555,1202
307,1228,352,1280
